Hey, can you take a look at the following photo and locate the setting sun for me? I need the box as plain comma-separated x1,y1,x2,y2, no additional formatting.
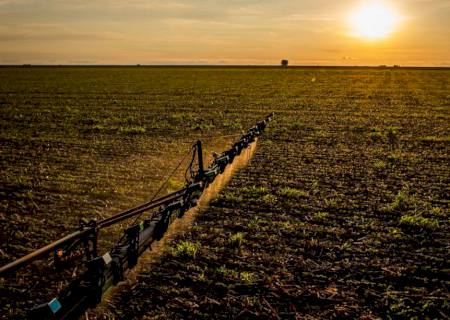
350,2,400,40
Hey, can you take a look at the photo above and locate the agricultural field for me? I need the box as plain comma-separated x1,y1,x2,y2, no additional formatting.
0,67,449,319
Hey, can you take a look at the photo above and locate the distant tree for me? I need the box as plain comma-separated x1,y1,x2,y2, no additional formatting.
281,59,289,67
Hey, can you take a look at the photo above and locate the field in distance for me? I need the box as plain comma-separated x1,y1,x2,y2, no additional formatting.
0,67,448,318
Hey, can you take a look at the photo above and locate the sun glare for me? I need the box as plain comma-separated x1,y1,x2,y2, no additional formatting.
350,2,399,40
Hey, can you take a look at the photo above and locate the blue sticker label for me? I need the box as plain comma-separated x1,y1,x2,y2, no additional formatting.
48,298,62,314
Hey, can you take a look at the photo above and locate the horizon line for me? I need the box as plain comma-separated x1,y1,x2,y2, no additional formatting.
1,64,449,69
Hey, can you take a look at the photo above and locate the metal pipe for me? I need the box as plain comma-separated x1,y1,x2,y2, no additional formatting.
97,188,187,229
0,114,274,277
0,229,88,275
0,189,188,275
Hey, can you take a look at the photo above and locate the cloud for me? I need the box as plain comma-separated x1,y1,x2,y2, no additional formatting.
0,24,124,41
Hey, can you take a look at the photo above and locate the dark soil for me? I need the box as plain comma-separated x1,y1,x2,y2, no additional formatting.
1,67,448,319
103,71,449,319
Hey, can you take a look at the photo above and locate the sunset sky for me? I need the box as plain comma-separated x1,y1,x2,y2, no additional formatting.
0,0,449,66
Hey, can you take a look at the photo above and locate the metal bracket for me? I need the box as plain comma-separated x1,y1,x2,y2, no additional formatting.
86,254,108,306
125,223,141,268
111,255,124,284
153,208,170,241
53,219,97,270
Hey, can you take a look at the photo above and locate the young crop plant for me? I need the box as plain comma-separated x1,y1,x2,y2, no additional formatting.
172,241,200,258
429,207,445,217
350,125,366,133
373,159,387,170
119,125,146,135
324,198,338,208
245,185,269,197
278,187,309,199
399,215,439,231
212,192,243,206
279,220,295,232
229,232,245,248
148,119,170,130
420,136,450,144
247,216,260,230
382,190,416,213
216,266,239,280
239,271,255,284
313,211,329,222
388,227,404,239
190,118,216,131
259,139,273,147
262,194,277,205
91,124,117,134
222,119,243,131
